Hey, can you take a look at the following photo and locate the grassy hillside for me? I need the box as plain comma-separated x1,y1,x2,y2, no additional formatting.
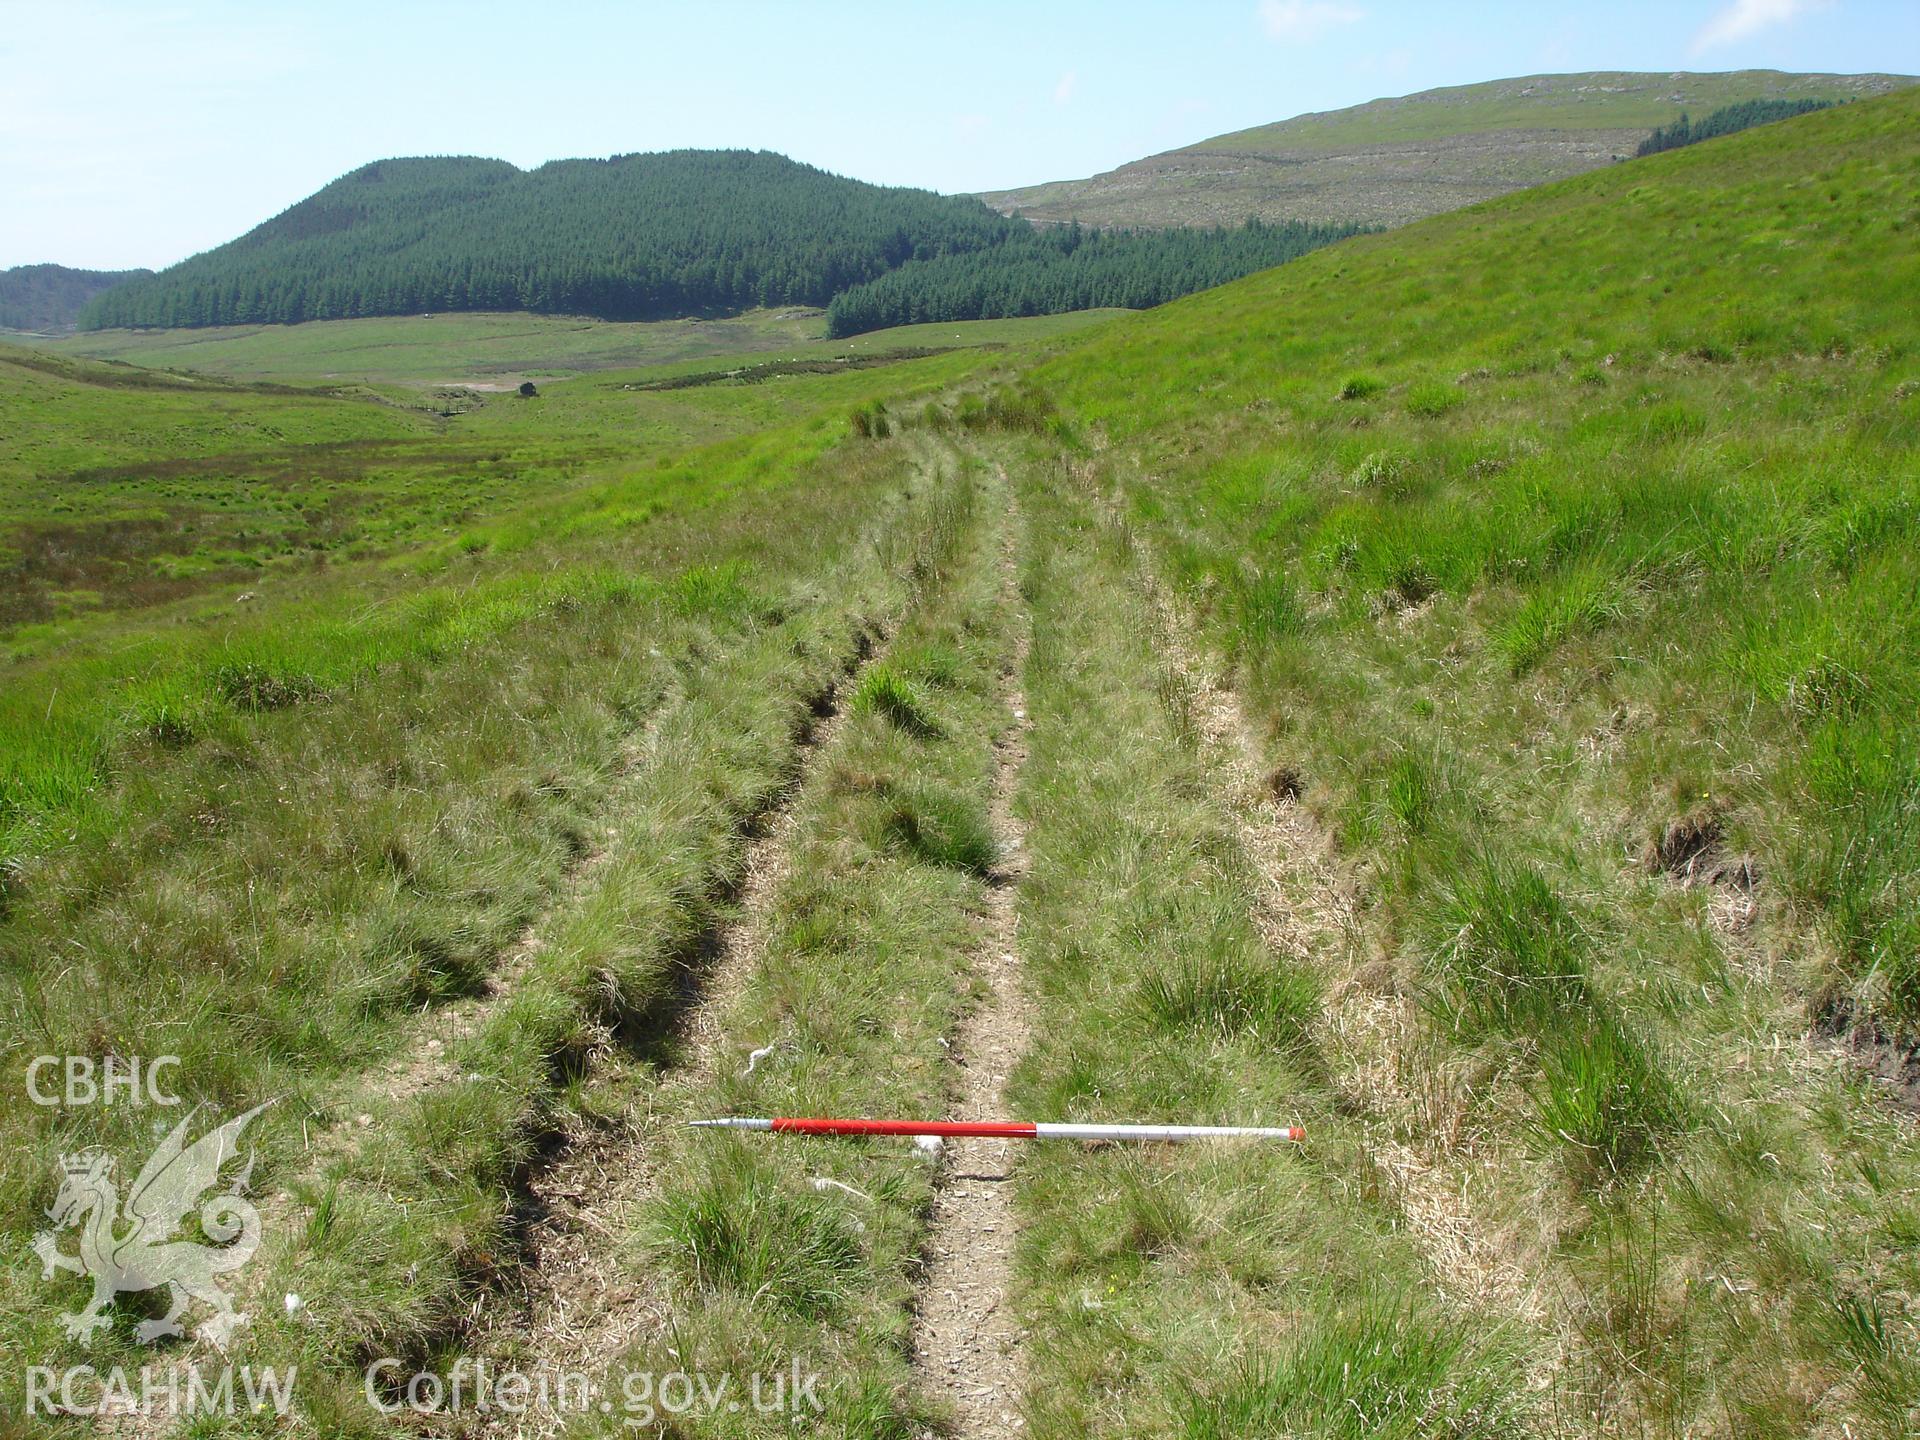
994,83,1920,1435
982,69,1915,228
0,262,151,332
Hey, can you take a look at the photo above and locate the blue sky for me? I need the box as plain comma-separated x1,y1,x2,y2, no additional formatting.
2,0,1916,270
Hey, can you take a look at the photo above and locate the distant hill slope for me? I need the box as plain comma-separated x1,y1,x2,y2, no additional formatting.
981,69,1915,229
83,151,1025,330
0,264,152,332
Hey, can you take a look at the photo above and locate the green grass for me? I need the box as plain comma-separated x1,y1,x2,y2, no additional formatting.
657,1144,868,1320
1001,451,1521,1437
0,322,1029,1424
1493,560,1627,674
0,336,1019,881
1009,87,1920,1436
558,459,1017,1437
1039,86,1920,1031
1182,1299,1519,1439
0,346,425,475
0,434,995,1430
850,664,941,736
13,307,824,385
0,311,1110,653
876,778,998,875
7,66,1920,1440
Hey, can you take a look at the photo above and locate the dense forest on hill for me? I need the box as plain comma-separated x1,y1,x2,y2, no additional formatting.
79,151,1366,334
80,152,1026,329
1636,97,1834,156
0,263,151,331
824,218,1368,335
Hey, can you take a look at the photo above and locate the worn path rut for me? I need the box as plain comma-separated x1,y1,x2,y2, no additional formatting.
909,471,1034,1436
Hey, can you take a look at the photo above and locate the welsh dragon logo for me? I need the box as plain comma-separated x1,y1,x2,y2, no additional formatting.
33,1102,272,1349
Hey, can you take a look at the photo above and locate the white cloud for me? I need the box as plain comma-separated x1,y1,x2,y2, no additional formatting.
1690,0,1833,55
1054,70,1078,107
1257,0,1366,43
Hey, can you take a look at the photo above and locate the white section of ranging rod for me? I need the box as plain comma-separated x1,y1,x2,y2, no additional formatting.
1032,1121,1303,1142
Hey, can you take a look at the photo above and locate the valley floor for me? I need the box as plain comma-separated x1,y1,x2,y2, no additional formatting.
2,309,1124,389
12,417,1916,1439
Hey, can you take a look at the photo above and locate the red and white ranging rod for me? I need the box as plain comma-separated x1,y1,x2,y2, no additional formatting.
690,1116,1305,1142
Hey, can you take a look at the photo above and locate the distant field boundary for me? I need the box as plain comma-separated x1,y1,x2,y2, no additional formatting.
618,346,969,391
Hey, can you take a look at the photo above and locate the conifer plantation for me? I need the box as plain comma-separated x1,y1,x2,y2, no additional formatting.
1636,96,1836,156
824,217,1369,335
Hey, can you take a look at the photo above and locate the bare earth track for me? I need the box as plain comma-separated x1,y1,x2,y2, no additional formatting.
1101,470,1553,1330
338,697,681,1124
119,680,701,1426
909,478,1034,1435
458,628,889,1438
461,459,1042,1438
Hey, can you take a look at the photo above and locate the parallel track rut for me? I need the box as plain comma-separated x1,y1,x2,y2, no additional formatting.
908,474,1034,1436
455,628,890,1439
1111,479,1554,1330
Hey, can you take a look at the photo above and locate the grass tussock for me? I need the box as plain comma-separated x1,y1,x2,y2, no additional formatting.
1533,1014,1686,1184
656,1148,868,1319
877,780,998,875
1180,1298,1521,1440
1423,854,1590,1034
1495,561,1629,675
851,664,943,736
1134,947,1318,1044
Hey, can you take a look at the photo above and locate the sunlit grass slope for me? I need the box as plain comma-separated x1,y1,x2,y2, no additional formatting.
1039,86,1920,1031
1193,68,1910,151
0,333,1000,875
1012,87,1920,1435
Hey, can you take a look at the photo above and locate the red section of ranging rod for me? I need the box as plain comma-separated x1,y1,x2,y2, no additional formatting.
688,1117,1305,1142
